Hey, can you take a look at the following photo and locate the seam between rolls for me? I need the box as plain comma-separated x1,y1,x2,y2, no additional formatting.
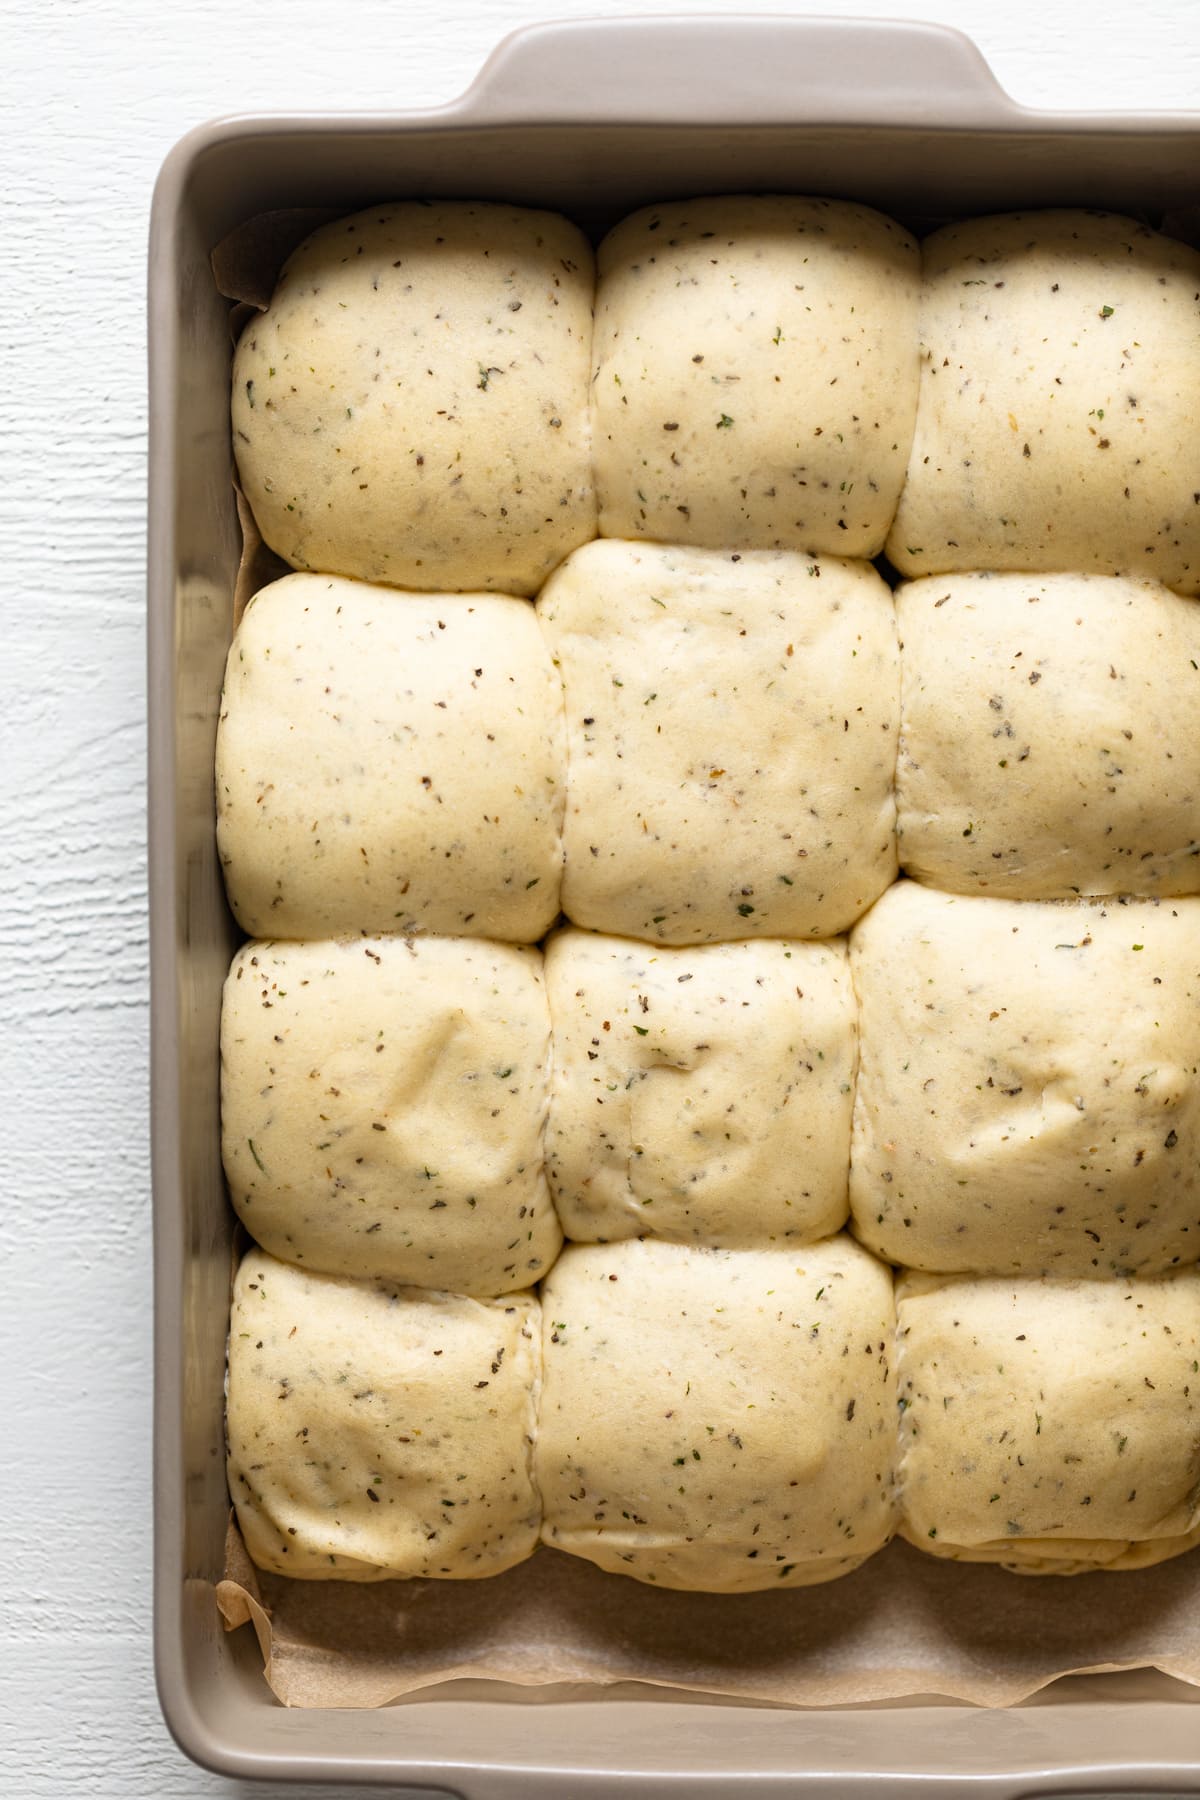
535,599,570,932
844,929,870,1254
534,948,559,1252
892,583,910,875
892,1285,913,1538
580,241,599,541
522,1291,545,1543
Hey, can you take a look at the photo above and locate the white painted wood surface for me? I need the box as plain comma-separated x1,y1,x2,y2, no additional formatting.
3,0,1197,1792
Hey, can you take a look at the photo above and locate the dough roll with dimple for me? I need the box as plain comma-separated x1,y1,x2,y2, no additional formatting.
896,1268,1200,1573
592,195,920,555
536,1237,897,1592
221,935,560,1296
896,571,1200,899
850,882,1200,1277
543,929,855,1247
233,201,596,595
888,210,1200,594
537,540,899,944
216,573,565,941
226,1252,542,1580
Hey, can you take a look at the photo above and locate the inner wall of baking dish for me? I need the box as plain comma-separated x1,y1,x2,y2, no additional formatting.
158,113,1200,1775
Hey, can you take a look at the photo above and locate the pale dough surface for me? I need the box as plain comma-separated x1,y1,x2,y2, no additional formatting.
543,929,855,1247
233,201,596,595
592,195,920,555
888,210,1200,594
536,1237,897,1591
216,573,565,941
896,571,1200,898
221,935,560,1295
896,1268,1200,1573
850,882,1200,1277
226,1251,542,1580
537,540,899,944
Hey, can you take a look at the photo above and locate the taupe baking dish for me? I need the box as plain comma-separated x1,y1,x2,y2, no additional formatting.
148,15,1200,1790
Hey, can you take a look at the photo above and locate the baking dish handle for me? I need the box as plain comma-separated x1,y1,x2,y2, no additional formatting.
459,15,1025,130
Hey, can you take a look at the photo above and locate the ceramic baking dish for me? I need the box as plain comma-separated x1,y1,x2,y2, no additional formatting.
147,15,1200,1791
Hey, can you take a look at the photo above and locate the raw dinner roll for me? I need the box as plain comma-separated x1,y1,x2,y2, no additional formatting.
896,1268,1200,1573
233,201,596,595
216,573,565,941
537,540,899,943
536,1237,897,1591
221,935,560,1295
592,195,920,555
896,571,1200,898
226,1251,541,1580
850,882,1200,1277
543,929,855,1246
889,210,1200,594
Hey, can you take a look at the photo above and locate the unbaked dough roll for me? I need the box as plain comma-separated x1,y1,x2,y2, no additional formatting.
849,882,1200,1277
226,1251,542,1580
537,540,899,943
543,929,855,1247
233,201,596,595
896,1268,1200,1573
221,935,560,1295
216,573,565,941
592,196,920,555
536,1237,897,1591
888,210,1200,593
896,571,1200,899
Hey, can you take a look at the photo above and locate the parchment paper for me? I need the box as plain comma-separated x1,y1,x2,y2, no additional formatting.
217,1521,1200,1711
212,205,1200,1713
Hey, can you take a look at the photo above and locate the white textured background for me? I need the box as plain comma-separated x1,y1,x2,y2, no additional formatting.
2,1,1197,1794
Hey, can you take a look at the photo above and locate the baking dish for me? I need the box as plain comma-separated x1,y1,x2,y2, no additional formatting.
148,15,1200,1790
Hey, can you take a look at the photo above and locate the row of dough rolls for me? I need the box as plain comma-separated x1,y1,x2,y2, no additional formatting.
222,889,1200,1296
222,930,855,1295
215,550,897,946
227,1242,1200,1589
233,199,1200,598
216,557,1200,946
